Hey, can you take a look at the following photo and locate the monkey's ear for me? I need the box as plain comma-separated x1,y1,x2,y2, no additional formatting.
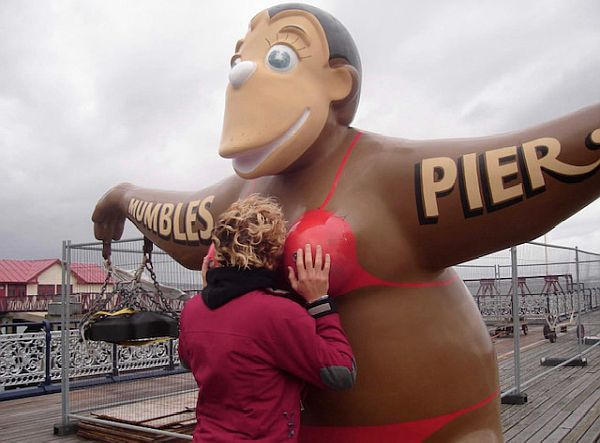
328,59,360,125
326,60,355,102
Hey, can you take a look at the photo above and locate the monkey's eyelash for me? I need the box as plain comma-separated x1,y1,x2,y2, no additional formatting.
266,34,308,53
281,33,300,46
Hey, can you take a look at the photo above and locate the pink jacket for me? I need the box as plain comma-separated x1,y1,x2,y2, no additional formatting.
178,290,356,442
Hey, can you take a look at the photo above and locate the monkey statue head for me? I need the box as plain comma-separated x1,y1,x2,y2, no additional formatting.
219,4,362,179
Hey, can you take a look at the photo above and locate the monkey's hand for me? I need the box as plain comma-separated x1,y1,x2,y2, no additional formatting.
92,182,132,243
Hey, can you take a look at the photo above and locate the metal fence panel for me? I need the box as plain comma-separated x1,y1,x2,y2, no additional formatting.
61,238,198,440
456,242,600,322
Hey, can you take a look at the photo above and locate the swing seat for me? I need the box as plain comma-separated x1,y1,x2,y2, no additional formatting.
84,309,179,346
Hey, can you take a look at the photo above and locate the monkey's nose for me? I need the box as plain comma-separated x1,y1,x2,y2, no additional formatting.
229,61,256,89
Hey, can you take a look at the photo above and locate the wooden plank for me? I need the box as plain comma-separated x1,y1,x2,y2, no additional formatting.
543,426,571,443
93,403,171,424
78,419,192,442
502,370,598,436
577,414,600,442
78,421,161,442
141,411,196,429
90,390,196,427
562,376,600,413
501,310,600,441
501,332,600,438
503,367,599,437
507,414,555,442
560,403,600,442
527,410,571,442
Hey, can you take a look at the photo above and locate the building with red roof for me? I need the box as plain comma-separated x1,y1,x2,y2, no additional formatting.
0,259,109,298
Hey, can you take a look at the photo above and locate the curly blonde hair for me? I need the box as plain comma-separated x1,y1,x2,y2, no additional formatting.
211,194,287,270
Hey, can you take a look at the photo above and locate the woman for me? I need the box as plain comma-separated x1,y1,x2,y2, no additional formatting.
178,194,356,442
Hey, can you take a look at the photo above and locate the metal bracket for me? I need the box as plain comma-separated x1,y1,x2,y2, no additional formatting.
540,357,587,367
501,393,528,405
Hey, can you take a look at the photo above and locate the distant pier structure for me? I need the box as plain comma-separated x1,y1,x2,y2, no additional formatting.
456,243,600,324
0,259,108,328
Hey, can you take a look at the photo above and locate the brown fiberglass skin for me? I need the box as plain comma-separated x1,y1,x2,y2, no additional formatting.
93,5,600,442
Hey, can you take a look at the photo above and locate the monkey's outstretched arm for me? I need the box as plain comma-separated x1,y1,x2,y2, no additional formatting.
92,175,245,269
398,104,600,268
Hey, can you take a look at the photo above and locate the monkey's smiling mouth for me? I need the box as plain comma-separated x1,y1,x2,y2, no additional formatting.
233,108,310,174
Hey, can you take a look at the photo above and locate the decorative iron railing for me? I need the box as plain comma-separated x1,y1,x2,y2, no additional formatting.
0,321,181,392
460,276,600,321
0,292,188,314
0,295,55,313
0,330,46,387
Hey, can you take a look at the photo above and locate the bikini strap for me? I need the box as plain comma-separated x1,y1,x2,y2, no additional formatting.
319,131,363,210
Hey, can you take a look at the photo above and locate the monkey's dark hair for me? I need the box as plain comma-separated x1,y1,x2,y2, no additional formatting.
268,3,362,125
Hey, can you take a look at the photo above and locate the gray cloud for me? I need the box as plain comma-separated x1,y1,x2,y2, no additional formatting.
0,0,598,259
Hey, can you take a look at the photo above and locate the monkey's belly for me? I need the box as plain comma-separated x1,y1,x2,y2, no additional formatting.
300,281,502,442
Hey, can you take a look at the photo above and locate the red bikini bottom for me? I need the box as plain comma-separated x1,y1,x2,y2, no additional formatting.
300,390,499,443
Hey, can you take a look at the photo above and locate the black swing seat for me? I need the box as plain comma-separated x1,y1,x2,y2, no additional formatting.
84,310,179,345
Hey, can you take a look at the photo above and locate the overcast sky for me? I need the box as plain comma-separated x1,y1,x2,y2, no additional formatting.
1,0,599,261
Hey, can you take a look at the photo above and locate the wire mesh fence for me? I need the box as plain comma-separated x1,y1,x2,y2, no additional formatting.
57,238,600,439
62,238,199,440
456,242,600,405
456,243,600,324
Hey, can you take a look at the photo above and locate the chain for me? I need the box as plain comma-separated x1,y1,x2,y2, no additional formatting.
145,253,179,319
81,239,180,343
112,256,148,312
79,258,114,341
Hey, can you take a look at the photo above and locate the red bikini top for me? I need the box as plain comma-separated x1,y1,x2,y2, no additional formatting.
282,131,457,297
282,131,368,296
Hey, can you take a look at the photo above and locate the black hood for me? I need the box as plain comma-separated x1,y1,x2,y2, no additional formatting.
201,267,281,309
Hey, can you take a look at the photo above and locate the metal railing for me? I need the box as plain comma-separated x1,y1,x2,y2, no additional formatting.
0,291,190,314
0,295,56,313
0,320,182,397
456,243,600,322
456,243,600,405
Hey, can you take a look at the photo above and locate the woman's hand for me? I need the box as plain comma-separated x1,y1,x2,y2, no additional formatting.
288,244,331,303
201,255,217,289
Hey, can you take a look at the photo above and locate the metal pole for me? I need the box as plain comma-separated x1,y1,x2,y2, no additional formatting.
43,320,52,387
495,264,500,319
511,246,522,394
168,339,175,371
544,235,549,276
575,247,582,354
60,240,70,427
112,343,119,377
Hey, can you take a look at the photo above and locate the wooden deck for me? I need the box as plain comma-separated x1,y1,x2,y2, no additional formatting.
2,312,600,442
0,392,83,443
498,311,600,442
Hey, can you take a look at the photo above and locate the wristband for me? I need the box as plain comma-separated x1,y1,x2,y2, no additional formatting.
306,295,337,318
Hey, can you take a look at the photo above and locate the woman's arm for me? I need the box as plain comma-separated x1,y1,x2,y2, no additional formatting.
271,244,356,390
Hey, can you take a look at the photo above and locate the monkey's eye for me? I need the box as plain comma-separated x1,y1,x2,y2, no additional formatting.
265,44,298,72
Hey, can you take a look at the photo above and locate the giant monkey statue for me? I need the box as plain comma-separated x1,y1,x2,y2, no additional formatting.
93,3,600,442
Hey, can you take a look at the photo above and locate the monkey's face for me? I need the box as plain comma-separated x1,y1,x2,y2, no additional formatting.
219,10,353,179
